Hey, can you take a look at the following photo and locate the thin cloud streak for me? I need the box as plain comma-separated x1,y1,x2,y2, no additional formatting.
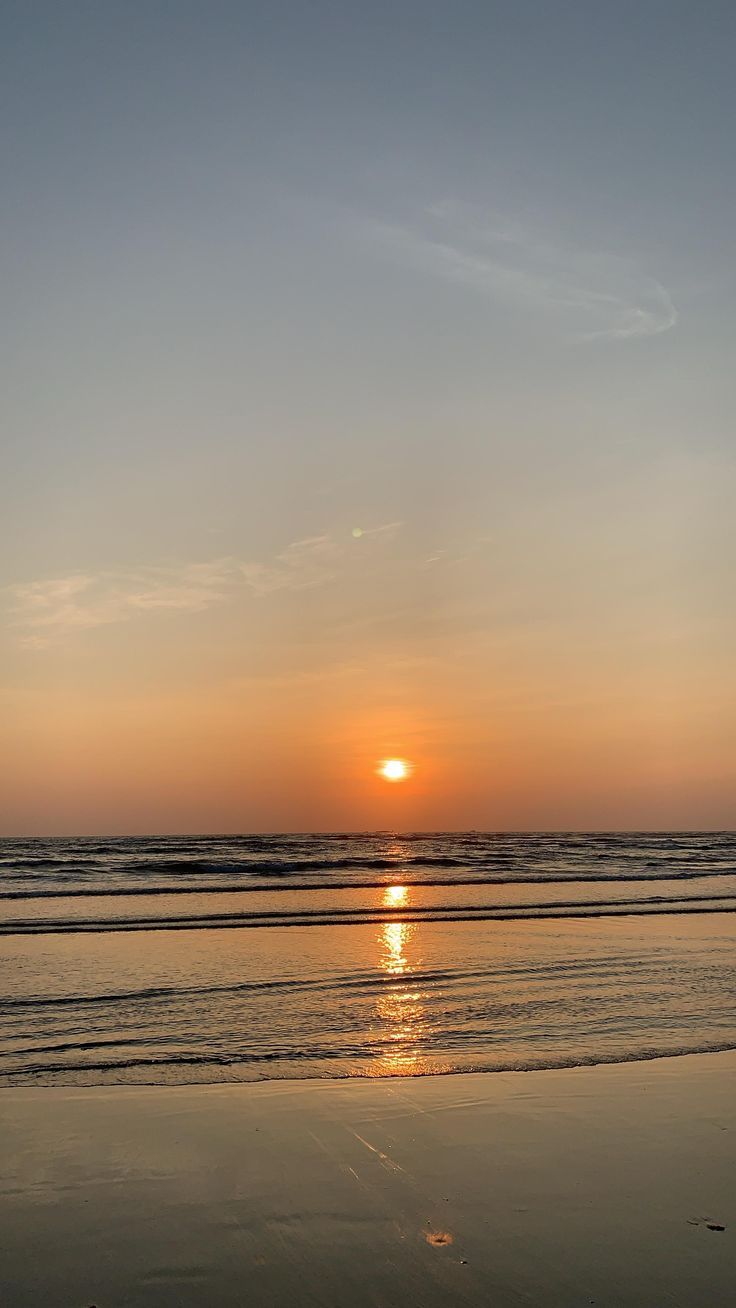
7,562,234,646
6,524,403,646
361,203,677,342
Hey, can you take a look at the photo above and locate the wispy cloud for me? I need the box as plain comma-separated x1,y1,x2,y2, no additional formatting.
239,536,340,597
360,202,677,342
7,561,235,646
5,524,403,647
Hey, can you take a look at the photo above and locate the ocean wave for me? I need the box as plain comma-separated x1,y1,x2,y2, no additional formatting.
4,834,735,895
2,868,734,901
3,895,736,934
0,857,109,870
0,957,615,1013
2,1040,735,1086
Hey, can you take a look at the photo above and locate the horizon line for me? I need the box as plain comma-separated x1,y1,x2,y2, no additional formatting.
2,828,734,841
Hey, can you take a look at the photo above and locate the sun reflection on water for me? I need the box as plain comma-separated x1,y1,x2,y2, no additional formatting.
383,883,409,909
382,919,412,973
372,885,431,1076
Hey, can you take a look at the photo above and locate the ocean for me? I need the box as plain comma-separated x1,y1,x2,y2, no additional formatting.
2,832,735,1086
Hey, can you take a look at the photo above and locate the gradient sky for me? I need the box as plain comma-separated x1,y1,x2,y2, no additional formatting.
2,1,735,834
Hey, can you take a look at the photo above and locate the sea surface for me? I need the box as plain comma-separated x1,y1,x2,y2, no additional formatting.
2,832,735,1086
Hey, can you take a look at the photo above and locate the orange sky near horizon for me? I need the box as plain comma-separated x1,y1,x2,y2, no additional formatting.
2,624,733,833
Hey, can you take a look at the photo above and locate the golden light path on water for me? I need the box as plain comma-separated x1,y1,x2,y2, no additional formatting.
372,882,435,1076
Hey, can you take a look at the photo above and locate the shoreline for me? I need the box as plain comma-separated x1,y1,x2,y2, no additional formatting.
3,1050,734,1305
5,1038,736,1091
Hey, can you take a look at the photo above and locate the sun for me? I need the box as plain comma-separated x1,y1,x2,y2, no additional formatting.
378,758,410,782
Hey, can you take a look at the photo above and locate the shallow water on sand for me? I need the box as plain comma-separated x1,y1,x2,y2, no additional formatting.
2,832,735,1084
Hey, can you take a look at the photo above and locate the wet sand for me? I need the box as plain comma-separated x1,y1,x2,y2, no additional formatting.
2,1052,734,1307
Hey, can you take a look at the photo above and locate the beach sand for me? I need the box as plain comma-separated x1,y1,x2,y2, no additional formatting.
2,1052,734,1307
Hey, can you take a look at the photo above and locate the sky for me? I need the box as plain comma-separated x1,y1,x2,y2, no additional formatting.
1,1,735,834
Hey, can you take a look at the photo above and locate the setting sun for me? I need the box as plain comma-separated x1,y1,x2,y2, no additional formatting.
378,759,410,782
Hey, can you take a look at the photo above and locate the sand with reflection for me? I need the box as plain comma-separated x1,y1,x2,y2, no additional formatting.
3,1054,735,1307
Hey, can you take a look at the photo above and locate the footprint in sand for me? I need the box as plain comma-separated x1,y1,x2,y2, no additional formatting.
425,1229,454,1247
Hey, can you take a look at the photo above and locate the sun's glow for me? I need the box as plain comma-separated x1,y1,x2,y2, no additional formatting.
378,758,410,782
383,884,408,907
